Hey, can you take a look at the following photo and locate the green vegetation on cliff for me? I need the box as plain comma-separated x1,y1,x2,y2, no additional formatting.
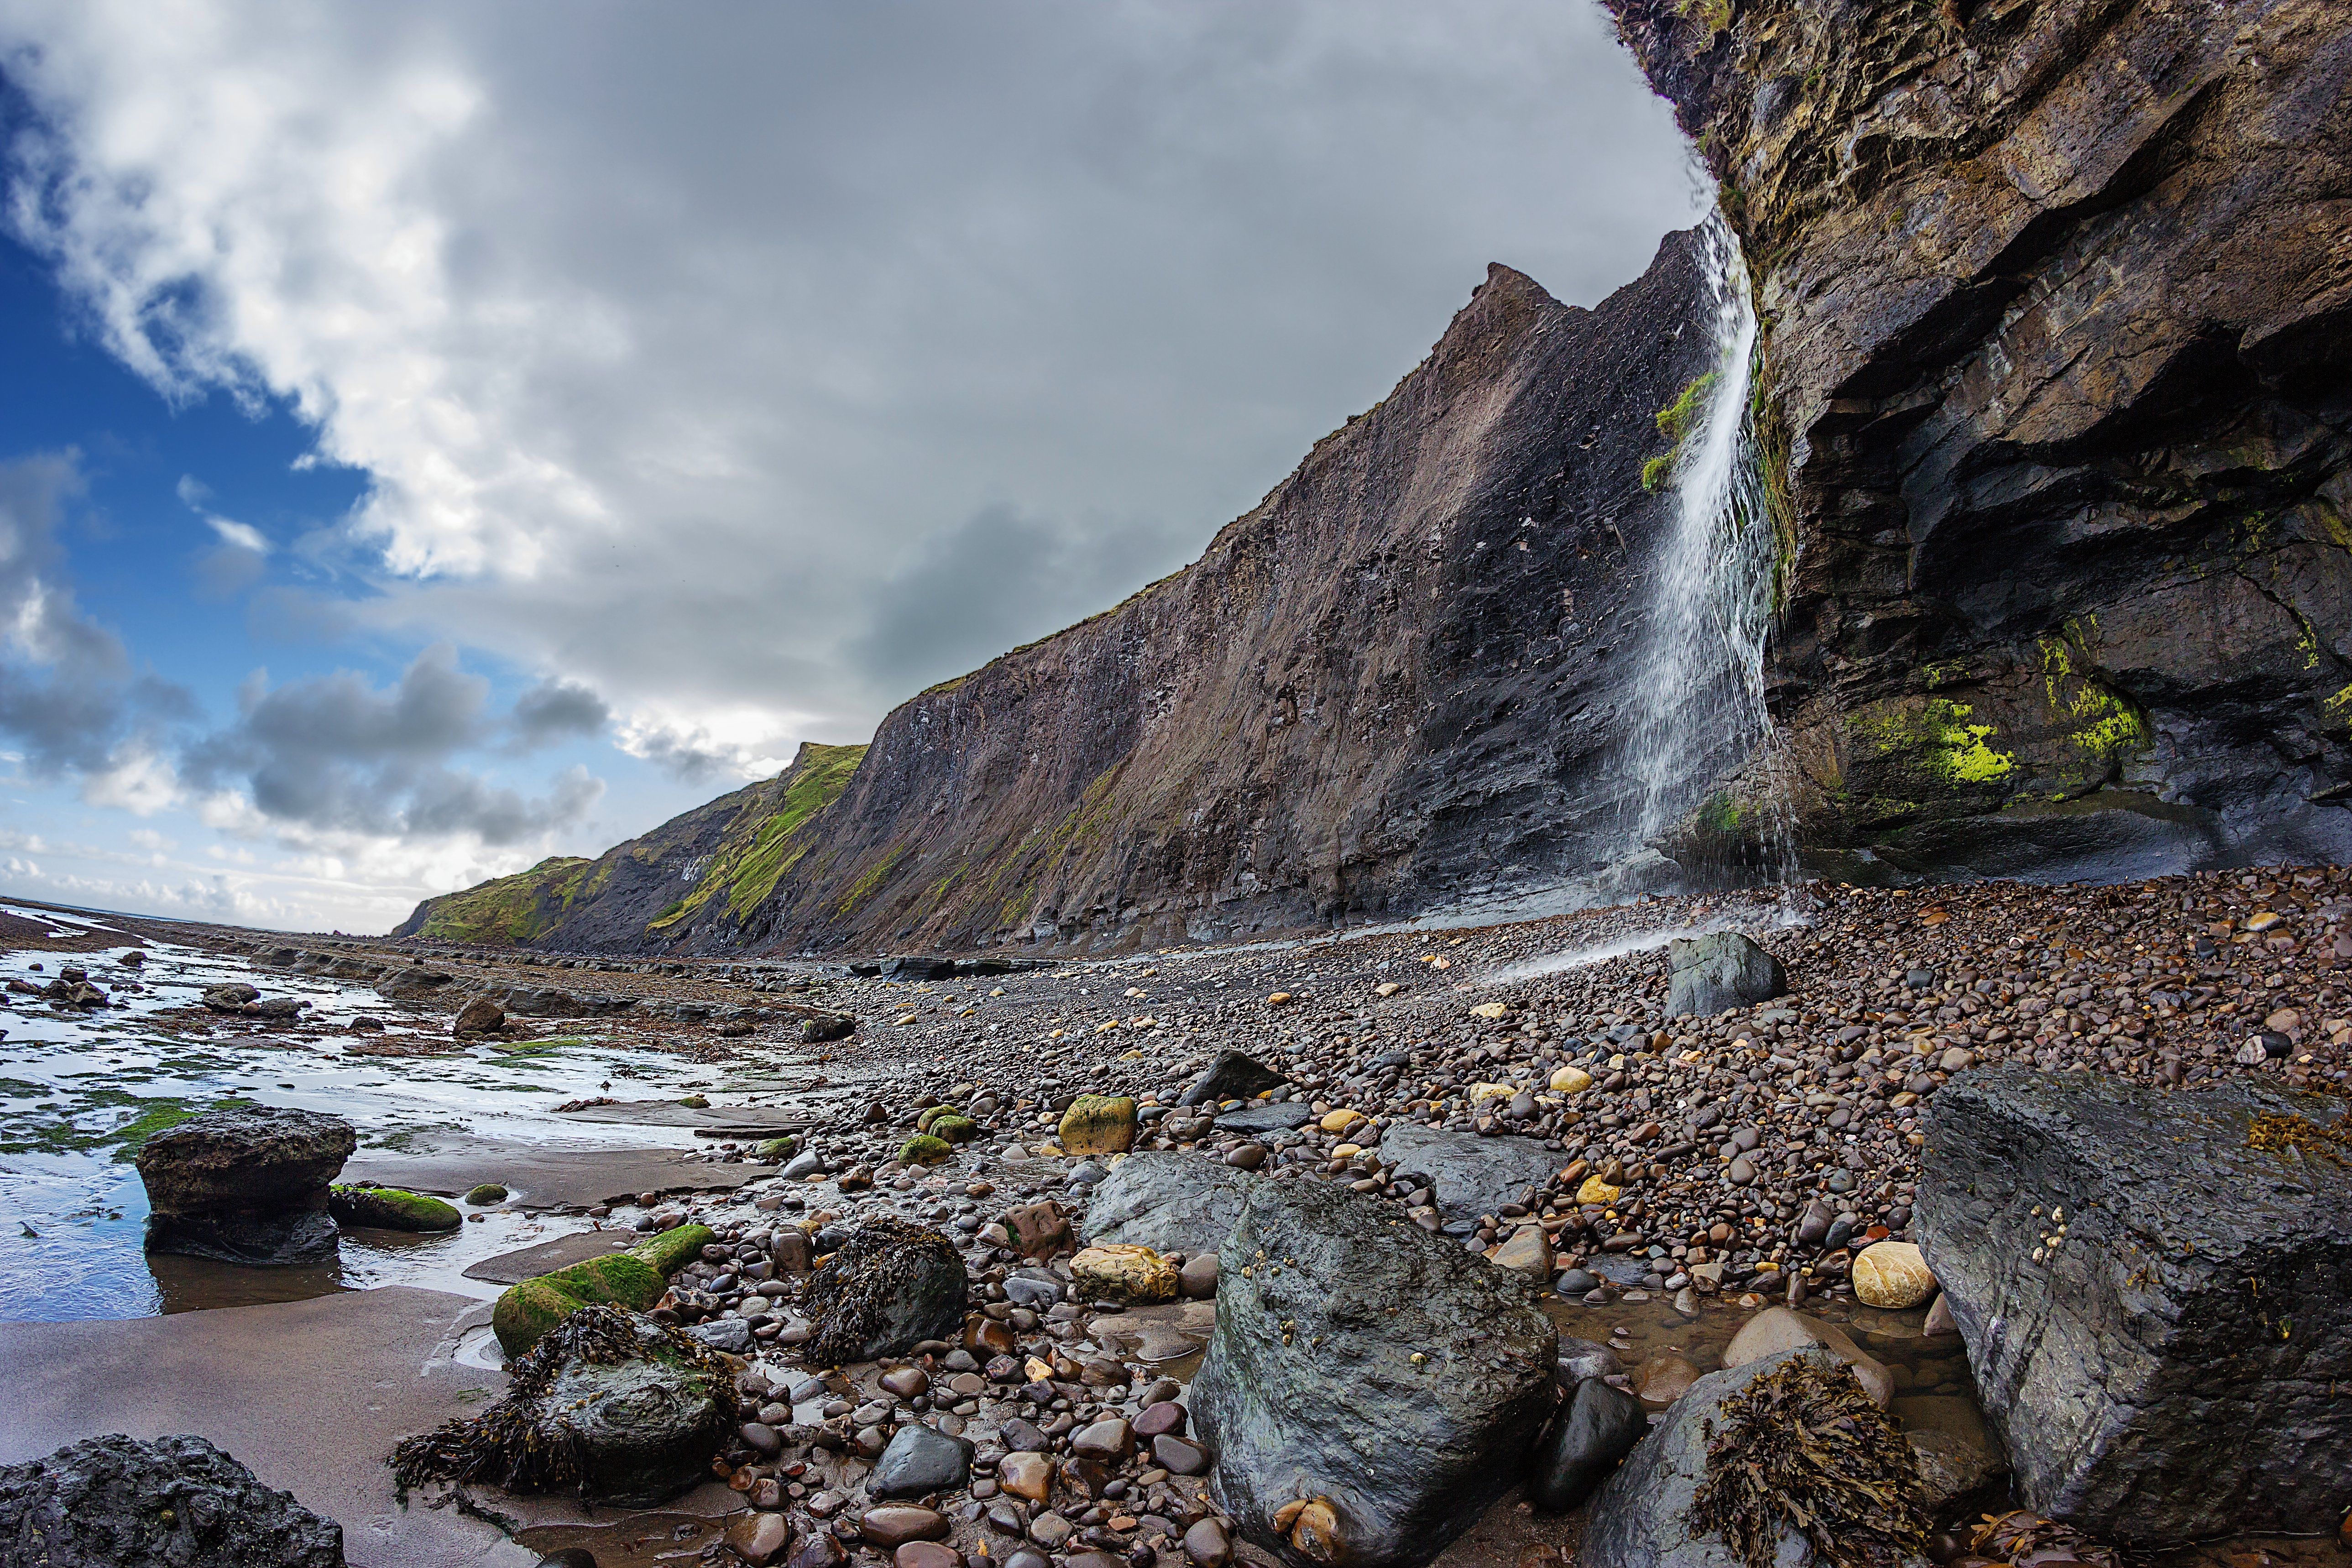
397,857,595,944
647,742,865,931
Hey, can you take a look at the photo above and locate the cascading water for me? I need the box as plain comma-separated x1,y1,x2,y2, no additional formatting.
1619,213,1798,884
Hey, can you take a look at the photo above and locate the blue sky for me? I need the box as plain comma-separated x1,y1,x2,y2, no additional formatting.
0,0,1700,933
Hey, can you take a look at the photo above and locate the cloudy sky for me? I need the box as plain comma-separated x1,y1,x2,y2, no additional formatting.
0,0,1702,933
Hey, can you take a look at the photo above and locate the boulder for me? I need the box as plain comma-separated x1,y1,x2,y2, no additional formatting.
0,1433,345,1568
136,1106,355,1265
1916,1069,2352,1542
376,967,451,1002
327,1185,462,1232
1071,1244,1178,1304
1581,1348,1925,1568
798,1217,967,1366
200,982,260,1014
1080,1151,1260,1256
1664,931,1786,1018
1851,1241,1937,1308
803,1013,857,1043
1190,1179,1557,1568
492,1223,714,1356
1380,1124,1560,1223
871,1424,973,1499
453,996,506,1035
1057,1095,1137,1156
1178,1051,1287,1108
1891,1394,2004,1511
880,956,957,981
392,1306,736,1506
1720,1307,1892,1406
1527,1375,1648,1512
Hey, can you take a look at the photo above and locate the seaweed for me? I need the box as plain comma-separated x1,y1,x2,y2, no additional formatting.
2247,1109,2349,1164
1690,1357,1929,1568
1967,1509,2122,1567
795,1214,960,1367
389,1306,736,1498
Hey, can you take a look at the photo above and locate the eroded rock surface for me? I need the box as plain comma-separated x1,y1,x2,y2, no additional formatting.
1080,1151,1259,1256
0,1433,345,1568
1916,1069,2352,1540
136,1106,355,1265
1190,1179,1556,1568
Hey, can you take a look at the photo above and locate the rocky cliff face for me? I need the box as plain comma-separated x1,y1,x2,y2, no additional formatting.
394,742,864,950
399,238,1717,953
1606,0,2352,880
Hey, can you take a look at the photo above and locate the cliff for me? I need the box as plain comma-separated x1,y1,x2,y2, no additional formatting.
1605,0,2352,879
393,742,865,948
398,237,1717,952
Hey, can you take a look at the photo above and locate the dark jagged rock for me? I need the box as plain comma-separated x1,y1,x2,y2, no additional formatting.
1915,1069,2352,1542
1605,0,2352,880
136,1106,355,1265
1190,1179,1557,1568
1079,1152,1259,1257
1379,1123,1561,1223
1528,1375,1649,1514
392,1306,737,1507
404,239,1714,956
797,1217,967,1366
1666,931,1787,1017
0,1432,344,1568
1178,1051,1287,1108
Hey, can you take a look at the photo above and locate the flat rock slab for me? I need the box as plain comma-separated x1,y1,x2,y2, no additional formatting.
556,1101,808,1133
1380,1124,1562,1222
463,1229,643,1285
1210,1103,1314,1134
0,1286,521,1568
345,1135,771,1209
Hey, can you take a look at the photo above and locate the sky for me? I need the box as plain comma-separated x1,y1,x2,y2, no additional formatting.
0,0,1704,935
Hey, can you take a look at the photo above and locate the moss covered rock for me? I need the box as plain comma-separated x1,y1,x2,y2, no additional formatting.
927,1115,978,1145
753,1136,799,1162
327,1184,461,1233
463,1182,508,1205
491,1223,715,1357
1057,1094,1137,1156
898,1134,952,1166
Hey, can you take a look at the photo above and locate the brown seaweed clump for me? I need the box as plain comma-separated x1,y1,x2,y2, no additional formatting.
1690,1357,1930,1568
2247,1109,2350,1165
389,1306,737,1500
1966,1509,2124,1567
796,1214,966,1367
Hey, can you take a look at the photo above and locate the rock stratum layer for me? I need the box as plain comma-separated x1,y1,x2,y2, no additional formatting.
404,244,1714,951
1607,0,2352,879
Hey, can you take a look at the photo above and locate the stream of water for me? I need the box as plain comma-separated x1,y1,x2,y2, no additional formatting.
1619,213,1798,884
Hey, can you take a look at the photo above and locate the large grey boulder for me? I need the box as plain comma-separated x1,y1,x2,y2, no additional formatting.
136,1105,355,1265
1081,1152,1260,1256
1380,1124,1561,1223
0,1433,345,1567
1916,1069,2352,1542
1581,1348,1922,1568
1665,931,1786,1017
1190,1179,1557,1568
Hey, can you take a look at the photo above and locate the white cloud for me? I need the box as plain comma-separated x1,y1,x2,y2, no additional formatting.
0,0,1704,754
203,516,269,554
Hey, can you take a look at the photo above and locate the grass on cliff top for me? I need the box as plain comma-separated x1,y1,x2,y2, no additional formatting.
648,742,866,933
410,855,594,945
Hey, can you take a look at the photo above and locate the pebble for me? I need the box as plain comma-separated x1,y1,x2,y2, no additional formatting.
860,1507,951,1549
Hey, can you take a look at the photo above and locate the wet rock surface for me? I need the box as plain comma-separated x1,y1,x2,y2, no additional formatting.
799,1217,967,1366
1190,1179,1557,1568
0,1432,346,1568
1078,1153,1258,1256
1666,932,1786,1019
1917,1069,2352,1541
136,1106,356,1265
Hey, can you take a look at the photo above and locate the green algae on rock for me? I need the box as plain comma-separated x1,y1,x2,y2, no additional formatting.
326,1185,460,1233
491,1222,714,1357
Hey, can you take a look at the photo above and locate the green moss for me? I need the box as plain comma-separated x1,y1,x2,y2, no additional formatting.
927,1115,978,1145
1641,371,1721,496
898,1134,953,1166
836,844,910,918
329,1185,463,1232
491,1253,664,1357
915,1104,961,1134
2036,637,2150,762
1850,696,2015,787
1641,454,1674,492
1678,0,1732,31
631,1222,717,1276
464,1183,509,1205
753,1135,799,1161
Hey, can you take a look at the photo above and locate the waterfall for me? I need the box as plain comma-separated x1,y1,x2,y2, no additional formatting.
1619,213,1796,883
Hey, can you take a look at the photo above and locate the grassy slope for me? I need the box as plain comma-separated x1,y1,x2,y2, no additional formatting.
649,742,865,931
395,856,595,943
